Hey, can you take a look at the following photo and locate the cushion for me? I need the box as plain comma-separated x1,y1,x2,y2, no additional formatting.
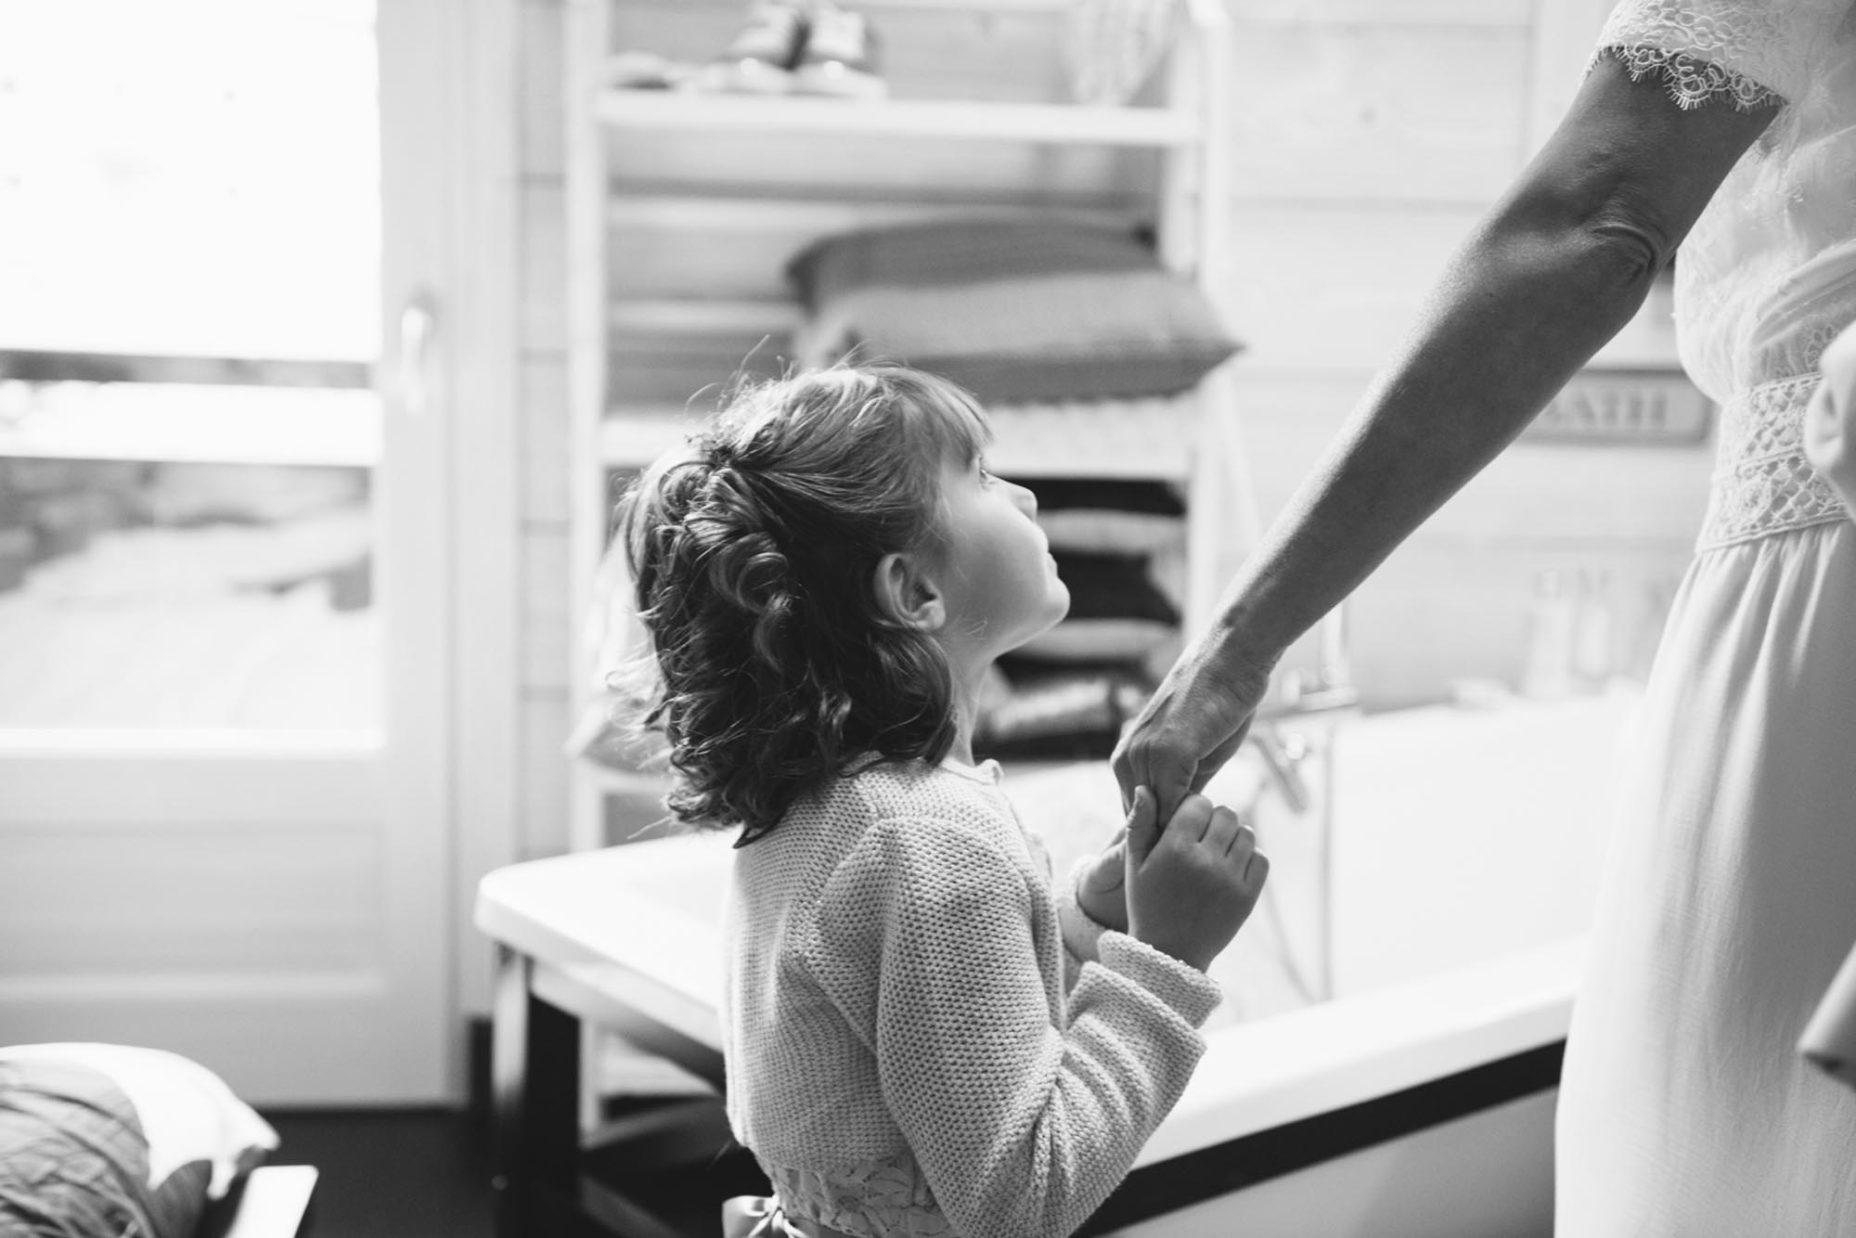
1038,508,1185,555
787,219,1242,404
0,1043,277,1238
1054,551,1180,625
975,669,1149,762
1014,618,1181,664
1022,477,1186,516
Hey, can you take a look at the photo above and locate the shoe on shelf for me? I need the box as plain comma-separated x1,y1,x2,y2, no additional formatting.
609,50,698,91
691,0,809,95
793,1,887,100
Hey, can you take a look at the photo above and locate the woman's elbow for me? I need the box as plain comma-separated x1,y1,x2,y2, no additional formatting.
1583,207,1673,288
1495,174,1675,296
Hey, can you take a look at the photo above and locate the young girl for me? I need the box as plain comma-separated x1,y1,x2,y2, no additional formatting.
616,363,1268,1238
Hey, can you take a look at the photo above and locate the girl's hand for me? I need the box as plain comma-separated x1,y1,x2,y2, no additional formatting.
1122,787,1268,973
1074,827,1131,934
1805,320,1856,518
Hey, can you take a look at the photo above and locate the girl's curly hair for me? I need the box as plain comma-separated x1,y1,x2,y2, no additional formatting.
614,364,990,844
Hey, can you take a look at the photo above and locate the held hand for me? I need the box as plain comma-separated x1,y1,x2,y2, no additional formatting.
1113,633,1275,824
1805,320,1856,518
1122,788,1269,973
1074,824,1132,934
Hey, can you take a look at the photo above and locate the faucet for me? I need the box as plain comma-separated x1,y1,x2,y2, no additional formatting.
1249,724,1315,814
1243,603,1356,1004
1248,602,1357,814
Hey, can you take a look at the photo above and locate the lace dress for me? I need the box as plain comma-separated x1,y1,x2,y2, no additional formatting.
1554,1,1856,1232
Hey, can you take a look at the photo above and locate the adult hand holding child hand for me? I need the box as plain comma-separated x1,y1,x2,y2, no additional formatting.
1120,787,1268,973
1804,319,1856,518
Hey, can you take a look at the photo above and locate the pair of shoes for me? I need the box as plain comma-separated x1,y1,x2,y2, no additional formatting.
608,49,700,91
694,0,887,99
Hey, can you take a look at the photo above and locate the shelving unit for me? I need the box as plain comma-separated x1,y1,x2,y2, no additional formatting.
564,0,1247,854
596,89,1204,145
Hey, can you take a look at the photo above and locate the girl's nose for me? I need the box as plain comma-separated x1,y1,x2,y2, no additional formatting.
1008,480,1038,518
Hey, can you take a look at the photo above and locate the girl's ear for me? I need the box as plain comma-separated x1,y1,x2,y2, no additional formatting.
872,552,946,632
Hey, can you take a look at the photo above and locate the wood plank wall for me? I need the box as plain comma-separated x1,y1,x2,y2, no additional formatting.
508,0,1711,860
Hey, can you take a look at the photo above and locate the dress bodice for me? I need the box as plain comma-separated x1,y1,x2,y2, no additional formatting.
1597,0,1856,396
1595,0,1856,546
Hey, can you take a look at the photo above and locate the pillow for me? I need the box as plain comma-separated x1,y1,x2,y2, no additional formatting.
1022,477,1185,516
975,669,1149,762
1054,551,1180,625
1038,508,1185,555
787,219,1242,403
1014,618,1180,665
0,1043,277,1238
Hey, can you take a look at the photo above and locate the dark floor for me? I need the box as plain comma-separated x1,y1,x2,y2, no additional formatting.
258,1098,762,1238
261,1108,496,1238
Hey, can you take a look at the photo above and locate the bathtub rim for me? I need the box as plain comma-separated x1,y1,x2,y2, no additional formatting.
1134,934,1581,1167
1085,937,1578,1230
476,832,1584,1226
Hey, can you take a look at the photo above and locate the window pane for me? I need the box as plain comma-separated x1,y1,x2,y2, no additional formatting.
0,383,381,731
0,1,382,734
0,0,378,359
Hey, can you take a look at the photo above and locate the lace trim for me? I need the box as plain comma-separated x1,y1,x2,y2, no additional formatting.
1586,0,1805,110
1592,45,1785,111
766,1153,954,1238
1697,375,1850,550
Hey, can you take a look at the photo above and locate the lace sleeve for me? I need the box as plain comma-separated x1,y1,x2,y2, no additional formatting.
1591,0,1852,111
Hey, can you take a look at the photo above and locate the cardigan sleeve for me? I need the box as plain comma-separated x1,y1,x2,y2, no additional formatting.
1054,853,1116,991
810,815,1219,1238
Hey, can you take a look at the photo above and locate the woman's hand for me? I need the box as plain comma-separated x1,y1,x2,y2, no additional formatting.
1113,631,1276,825
1805,320,1856,518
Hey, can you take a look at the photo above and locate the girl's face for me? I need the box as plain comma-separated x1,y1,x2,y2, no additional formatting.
926,452,1070,658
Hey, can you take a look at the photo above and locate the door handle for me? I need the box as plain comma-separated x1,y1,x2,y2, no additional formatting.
398,296,437,417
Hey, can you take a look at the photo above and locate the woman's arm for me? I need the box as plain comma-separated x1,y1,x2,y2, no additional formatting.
1115,53,1779,819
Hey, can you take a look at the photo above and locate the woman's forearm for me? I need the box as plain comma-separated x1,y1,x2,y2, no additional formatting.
1205,55,1775,666
1209,212,1657,660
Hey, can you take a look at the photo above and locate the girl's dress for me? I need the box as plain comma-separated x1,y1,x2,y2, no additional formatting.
1555,1,1856,1231
720,757,1220,1238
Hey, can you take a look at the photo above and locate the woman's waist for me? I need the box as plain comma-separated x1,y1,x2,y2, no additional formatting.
1711,373,1822,458
1698,373,1846,550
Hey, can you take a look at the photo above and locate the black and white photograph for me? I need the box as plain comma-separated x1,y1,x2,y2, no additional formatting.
2,2,1853,1236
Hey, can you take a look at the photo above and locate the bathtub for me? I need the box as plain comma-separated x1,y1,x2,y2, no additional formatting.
1003,685,1640,1236
501,686,1641,1237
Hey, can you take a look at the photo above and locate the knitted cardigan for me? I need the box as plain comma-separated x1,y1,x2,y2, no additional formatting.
721,757,1222,1238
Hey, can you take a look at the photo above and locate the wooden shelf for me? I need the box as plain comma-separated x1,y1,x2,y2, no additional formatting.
568,0,1238,852
667,0,1080,9
598,393,1198,478
598,89,1200,148
598,406,708,469
607,193,1142,234
608,298,800,337
0,383,380,468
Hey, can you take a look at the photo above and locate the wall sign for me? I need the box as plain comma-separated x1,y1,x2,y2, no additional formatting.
1524,371,1713,445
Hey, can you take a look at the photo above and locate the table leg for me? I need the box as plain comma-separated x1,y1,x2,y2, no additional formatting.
491,945,584,1237
489,944,764,1237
